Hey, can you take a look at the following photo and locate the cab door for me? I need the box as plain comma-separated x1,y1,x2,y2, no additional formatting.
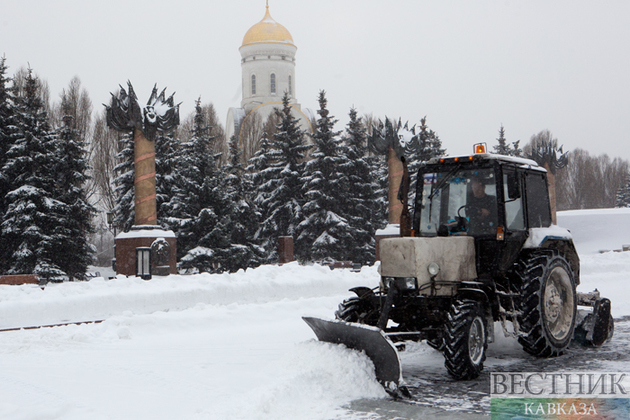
495,166,529,273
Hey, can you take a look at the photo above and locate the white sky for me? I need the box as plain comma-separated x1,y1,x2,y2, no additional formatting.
2,0,630,161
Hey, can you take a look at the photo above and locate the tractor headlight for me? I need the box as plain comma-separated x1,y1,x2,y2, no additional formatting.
380,277,418,291
381,277,395,289
427,262,440,277
401,277,418,290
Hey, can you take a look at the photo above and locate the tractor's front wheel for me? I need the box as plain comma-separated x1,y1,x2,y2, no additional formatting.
443,300,487,380
516,252,577,357
335,296,380,326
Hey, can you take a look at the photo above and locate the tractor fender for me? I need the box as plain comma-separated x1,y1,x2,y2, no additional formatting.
456,286,495,343
349,286,374,299
523,228,580,284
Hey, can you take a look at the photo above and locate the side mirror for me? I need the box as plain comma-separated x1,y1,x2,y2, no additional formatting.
506,173,521,200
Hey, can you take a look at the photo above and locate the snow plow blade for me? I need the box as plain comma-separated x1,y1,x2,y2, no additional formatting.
302,317,404,393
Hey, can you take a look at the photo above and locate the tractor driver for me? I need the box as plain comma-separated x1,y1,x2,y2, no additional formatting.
467,176,497,234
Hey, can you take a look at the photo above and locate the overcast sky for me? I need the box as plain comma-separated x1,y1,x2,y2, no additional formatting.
2,0,629,161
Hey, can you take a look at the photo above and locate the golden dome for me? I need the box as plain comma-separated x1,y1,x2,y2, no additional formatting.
241,4,294,47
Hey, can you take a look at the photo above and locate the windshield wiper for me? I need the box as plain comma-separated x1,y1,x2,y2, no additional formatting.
428,164,461,201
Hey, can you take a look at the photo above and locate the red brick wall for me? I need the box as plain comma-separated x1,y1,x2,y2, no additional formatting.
0,274,39,285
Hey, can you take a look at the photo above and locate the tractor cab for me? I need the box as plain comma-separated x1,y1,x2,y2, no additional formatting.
412,145,554,277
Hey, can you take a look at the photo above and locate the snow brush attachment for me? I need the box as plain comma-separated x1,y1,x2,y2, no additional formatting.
574,291,614,347
302,317,410,398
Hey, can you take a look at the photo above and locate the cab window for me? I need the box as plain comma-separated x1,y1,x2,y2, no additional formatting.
526,172,552,227
504,171,525,230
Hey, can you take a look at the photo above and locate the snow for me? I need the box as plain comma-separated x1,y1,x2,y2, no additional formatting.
116,226,176,239
557,207,630,254
1,209,630,419
522,225,573,248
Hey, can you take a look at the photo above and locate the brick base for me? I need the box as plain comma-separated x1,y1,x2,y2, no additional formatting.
115,227,177,277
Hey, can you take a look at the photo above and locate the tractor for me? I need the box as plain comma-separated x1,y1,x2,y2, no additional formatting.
304,145,613,395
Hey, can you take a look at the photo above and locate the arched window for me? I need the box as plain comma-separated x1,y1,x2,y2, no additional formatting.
288,75,292,95
251,74,256,95
270,73,276,95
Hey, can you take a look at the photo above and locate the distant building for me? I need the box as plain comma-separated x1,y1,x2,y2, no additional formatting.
226,3,314,158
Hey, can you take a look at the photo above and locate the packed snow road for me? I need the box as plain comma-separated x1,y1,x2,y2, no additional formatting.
0,209,629,419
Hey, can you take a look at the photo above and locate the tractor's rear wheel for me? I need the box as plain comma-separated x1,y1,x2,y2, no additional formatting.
516,252,577,357
335,297,380,325
443,300,487,380
427,337,445,351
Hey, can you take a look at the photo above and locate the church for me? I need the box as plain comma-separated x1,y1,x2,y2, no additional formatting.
225,2,314,158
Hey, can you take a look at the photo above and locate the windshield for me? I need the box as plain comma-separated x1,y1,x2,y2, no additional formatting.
416,168,498,237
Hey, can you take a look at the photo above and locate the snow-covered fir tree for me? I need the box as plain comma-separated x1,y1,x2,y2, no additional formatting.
0,56,17,273
493,124,522,156
155,130,179,226
164,99,232,273
112,132,135,232
247,131,277,263
340,107,383,264
407,116,445,164
296,90,352,263
221,134,264,270
255,92,310,262
2,68,66,279
367,153,389,231
51,95,96,280
615,172,630,208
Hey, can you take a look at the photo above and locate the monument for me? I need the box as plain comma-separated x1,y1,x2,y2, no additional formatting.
105,82,180,277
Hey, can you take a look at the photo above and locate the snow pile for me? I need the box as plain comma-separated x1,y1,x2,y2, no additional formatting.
247,342,386,420
0,264,384,420
0,262,378,330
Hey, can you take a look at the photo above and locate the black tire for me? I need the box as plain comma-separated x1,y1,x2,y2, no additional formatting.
516,252,577,357
427,337,445,352
443,300,487,380
335,296,380,325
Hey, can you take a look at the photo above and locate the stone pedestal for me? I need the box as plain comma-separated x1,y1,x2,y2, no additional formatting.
115,226,177,277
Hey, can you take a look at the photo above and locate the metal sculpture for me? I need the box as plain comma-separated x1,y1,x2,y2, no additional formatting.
369,118,418,226
105,82,180,226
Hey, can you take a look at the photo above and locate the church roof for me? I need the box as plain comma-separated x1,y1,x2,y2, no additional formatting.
241,4,295,48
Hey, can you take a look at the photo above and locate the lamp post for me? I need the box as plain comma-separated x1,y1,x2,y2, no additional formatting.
106,211,117,238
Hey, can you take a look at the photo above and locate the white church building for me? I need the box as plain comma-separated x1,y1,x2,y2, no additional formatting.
225,3,314,145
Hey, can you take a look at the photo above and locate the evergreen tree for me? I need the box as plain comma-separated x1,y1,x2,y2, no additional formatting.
155,130,179,226
493,124,522,156
256,92,310,261
340,107,382,264
112,132,135,232
296,91,351,262
247,131,277,263
367,153,389,231
615,172,630,208
222,134,263,270
52,95,96,280
2,68,65,279
407,116,445,165
0,56,17,273
165,99,231,273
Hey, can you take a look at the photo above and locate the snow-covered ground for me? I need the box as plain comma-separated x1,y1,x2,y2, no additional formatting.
0,208,629,419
